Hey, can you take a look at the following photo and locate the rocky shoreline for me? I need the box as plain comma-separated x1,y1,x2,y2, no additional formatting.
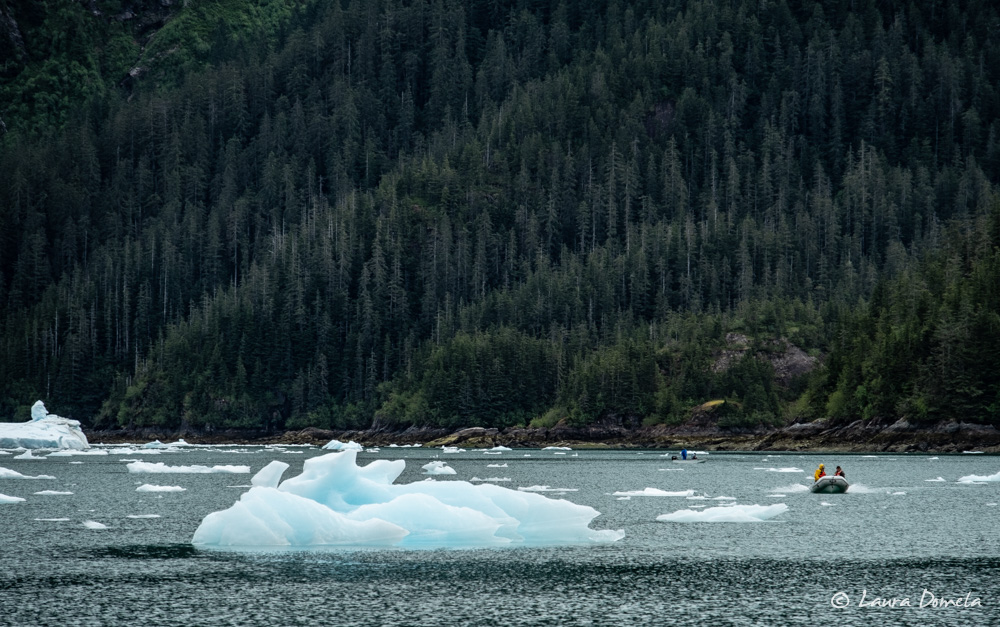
86,418,1000,453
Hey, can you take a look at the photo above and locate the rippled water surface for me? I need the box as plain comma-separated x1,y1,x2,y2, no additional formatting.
2,447,998,625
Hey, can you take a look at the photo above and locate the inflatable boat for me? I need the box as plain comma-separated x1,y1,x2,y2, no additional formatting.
810,475,849,493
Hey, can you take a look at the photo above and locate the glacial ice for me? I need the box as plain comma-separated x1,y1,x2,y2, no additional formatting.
136,484,186,492
126,461,250,474
754,467,804,473
82,521,107,529
0,401,90,450
612,488,695,497
422,461,457,475
0,493,25,503
657,503,789,523
192,450,624,549
958,470,1000,483
0,466,55,480
322,439,363,451
33,490,73,495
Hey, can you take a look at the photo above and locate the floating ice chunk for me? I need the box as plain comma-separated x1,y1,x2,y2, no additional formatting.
422,461,457,476
712,496,736,500
441,446,465,454
14,450,42,459
657,503,788,523
170,439,191,447
891,491,906,495
517,486,578,493
962,451,984,454
988,503,998,507
958,470,1000,483
142,440,168,449
617,496,631,500
0,493,25,503
821,502,835,506
321,439,363,451
82,521,107,529
252,461,290,488
612,488,695,497
925,477,946,482
770,484,810,493
488,446,512,452
768,494,786,497
487,463,508,468
754,467,804,473
0,466,55,480
126,462,250,474
928,457,939,460
136,484,186,492
127,514,162,519
46,449,108,457
686,496,708,500
33,490,72,495
31,401,46,421
193,450,623,549
542,446,572,451
35,518,70,521
470,477,511,483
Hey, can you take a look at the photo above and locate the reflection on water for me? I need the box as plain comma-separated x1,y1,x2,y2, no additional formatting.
1,448,998,625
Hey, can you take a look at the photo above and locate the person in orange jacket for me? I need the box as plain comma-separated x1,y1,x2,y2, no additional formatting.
814,463,826,482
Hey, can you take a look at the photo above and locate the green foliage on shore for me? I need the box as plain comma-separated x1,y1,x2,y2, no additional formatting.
1,0,999,431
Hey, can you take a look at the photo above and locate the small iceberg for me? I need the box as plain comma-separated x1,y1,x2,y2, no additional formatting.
421,461,457,476
192,450,623,549
136,484,186,492
0,493,26,504
612,488,695,497
0,466,55,480
958,470,1000,483
126,462,250,474
82,521,107,529
657,503,788,523
322,440,363,451
0,401,90,450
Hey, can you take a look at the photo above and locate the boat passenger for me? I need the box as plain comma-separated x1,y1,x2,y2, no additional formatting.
691,454,698,460
834,466,845,479
814,464,826,481
671,456,678,460
681,448,688,460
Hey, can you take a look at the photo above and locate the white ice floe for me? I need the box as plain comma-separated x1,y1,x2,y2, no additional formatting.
192,450,623,549
487,463,508,468
821,502,835,506
925,477,946,482
890,491,906,495
126,461,250,474
33,490,72,495
542,446,572,451
321,440,363,451
962,451,984,454
928,457,939,460
0,493,26,503
14,450,43,459
251,461,289,489
82,520,107,529
469,477,511,483
127,514,162,519
769,484,810,493
46,449,108,457
612,488,695,497
0,401,90,450
35,517,70,521
441,446,465,454
517,485,578,493
657,503,788,523
712,496,736,500
422,461,457,476
0,466,55,480
488,446,512,452
958,470,1000,483
136,484,186,492
142,440,169,449
754,467,804,473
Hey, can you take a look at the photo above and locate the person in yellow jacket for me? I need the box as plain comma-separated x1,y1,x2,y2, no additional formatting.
814,464,826,482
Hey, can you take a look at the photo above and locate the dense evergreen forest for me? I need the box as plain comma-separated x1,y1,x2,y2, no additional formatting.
1,0,998,432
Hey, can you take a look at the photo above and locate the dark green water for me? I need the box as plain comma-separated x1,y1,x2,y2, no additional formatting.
1,447,997,625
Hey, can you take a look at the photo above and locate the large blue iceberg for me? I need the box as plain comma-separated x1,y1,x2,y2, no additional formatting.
192,450,624,549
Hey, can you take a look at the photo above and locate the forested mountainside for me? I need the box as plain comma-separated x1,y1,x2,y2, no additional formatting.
0,0,998,433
